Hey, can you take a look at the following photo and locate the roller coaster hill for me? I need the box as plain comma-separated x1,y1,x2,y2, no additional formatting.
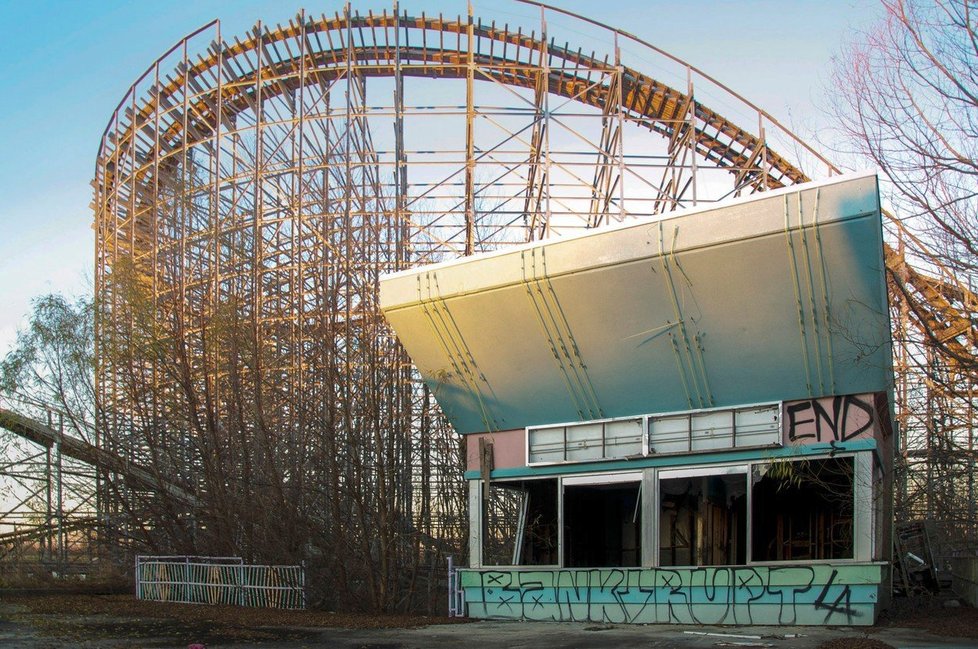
1,1,975,603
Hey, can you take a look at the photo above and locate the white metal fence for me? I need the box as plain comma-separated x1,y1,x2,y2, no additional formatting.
135,555,305,609
447,555,465,617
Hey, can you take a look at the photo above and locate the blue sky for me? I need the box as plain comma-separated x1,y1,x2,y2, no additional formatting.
0,0,880,355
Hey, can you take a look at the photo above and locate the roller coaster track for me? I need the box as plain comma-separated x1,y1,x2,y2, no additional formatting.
0,408,199,508
93,2,978,372
886,245,978,374
103,11,809,195
0,516,98,547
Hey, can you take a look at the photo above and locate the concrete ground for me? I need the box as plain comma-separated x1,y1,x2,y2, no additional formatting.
241,621,975,649
237,621,976,649
3,612,978,649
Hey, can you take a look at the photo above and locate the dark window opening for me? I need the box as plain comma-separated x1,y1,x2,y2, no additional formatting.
659,473,746,566
483,479,558,566
751,457,854,561
563,482,641,567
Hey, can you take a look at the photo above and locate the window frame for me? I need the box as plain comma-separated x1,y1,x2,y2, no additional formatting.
745,453,866,566
655,464,751,568
651,452,869,568
561,471,644,569
470,451,872,569
472,476,561,570
525,414,648,466
525,401,783,468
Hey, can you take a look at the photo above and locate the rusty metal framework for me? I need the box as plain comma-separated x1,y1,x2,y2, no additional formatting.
0,0,971,580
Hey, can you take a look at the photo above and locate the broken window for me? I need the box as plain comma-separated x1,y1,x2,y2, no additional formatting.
751,457,854,561
563,474,641,567
659,468,747,566
482,479,558,566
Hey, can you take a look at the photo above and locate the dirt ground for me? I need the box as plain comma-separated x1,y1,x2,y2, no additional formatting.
875,594,978,640
2,592,977,649
2,593,467,646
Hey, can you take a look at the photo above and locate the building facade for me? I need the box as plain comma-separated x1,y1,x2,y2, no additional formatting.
380,172,894,625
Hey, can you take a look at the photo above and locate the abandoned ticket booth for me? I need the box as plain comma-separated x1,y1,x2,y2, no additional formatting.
379,172,894,626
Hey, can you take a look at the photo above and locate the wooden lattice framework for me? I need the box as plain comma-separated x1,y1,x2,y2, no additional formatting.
72,0,978,570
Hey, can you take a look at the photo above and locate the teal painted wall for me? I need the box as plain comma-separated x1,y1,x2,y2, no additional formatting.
381,175,890,435
462,438,879,481
460,564,883,626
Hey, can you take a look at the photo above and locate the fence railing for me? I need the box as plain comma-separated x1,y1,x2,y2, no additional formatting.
135,555,305,609
447,555,465,617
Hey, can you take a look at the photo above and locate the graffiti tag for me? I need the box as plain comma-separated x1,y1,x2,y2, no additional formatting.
465,566,873,626
784,394,875,444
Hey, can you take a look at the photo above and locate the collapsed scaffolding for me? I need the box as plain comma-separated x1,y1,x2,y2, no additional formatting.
1,0,976,600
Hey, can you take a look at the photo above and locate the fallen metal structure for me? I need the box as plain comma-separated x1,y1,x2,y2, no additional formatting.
0,406,198,578
0,408,198,507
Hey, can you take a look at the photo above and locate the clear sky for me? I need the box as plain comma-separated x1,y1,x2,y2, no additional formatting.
0,0,881,356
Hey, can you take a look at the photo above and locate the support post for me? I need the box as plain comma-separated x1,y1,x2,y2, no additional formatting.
464,1,476,255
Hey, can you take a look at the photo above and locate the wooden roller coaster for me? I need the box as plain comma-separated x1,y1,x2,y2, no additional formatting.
94,2,977,356
3,0,975,577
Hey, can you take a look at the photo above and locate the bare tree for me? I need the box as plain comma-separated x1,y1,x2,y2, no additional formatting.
831,0,978,312
89,237,468,612
829,0,978,548
1,267,467,611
